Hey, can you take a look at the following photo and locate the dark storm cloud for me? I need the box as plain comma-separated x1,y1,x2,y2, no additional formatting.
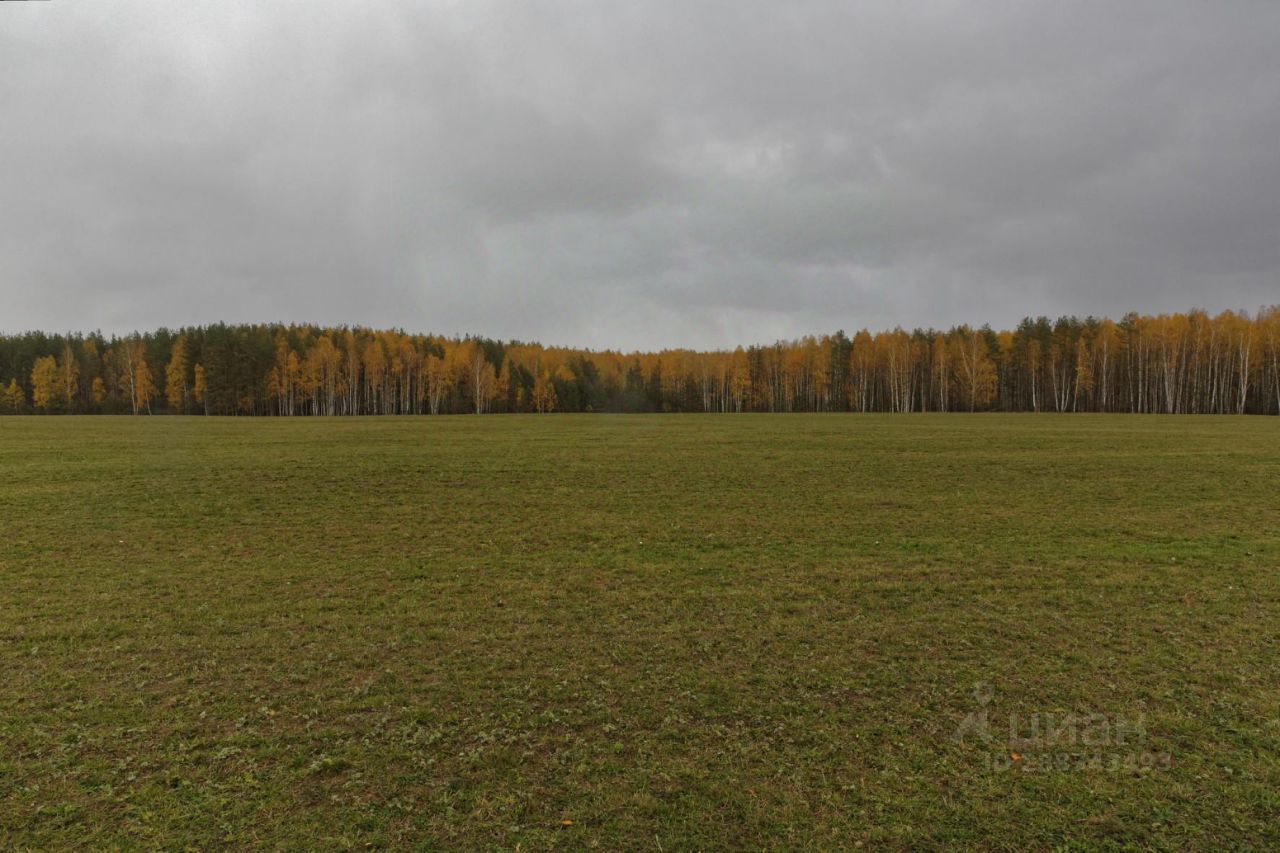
2,1,1277,349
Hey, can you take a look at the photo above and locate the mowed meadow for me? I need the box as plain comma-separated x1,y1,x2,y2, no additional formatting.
2,415,1278,849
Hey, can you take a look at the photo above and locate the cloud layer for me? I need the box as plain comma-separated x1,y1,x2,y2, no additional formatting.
2,1,1278,349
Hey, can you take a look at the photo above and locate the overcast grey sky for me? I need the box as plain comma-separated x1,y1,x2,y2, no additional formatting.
1,2,1277,350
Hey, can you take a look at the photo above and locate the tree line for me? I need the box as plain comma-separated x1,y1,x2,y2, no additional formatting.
2,308,1278,416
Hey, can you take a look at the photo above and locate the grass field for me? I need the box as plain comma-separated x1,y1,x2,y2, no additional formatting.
2,414,1278,850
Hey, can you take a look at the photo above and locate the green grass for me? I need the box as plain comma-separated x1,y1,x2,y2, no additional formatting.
2,414,1278,850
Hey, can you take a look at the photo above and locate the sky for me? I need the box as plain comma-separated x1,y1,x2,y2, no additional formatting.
1,1,1278,351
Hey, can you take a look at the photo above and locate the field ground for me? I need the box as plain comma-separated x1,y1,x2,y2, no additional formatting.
1,414,1278,849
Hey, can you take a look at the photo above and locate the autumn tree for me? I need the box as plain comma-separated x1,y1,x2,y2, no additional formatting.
1263,306,1280,414
118,340,157,414
423,350,451,415
457,341,498,414
81,339,103,407
954,327,997,411
1073,337,1093,411
363,338,387,414
304,335,342,415
1026,339,1042,412
532,371,557,413
932,333,951,412
269,332,302,416
58,343,80,406
3,378,25,411
193,364,208,415
31,356,61,411
1093,318,1119,411
166,335,190,412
